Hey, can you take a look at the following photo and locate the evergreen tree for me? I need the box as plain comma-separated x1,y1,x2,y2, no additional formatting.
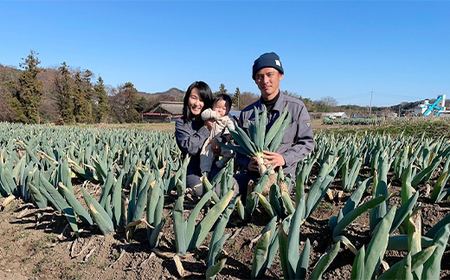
82,70,95,122
8,50,44,124
93,76,109,123
136,96,148,114
55,62,75,124
122,82,140,123
73,70,93,123
232,87,241,110
219,84,227,94
8,89,27,123
214,83,228,97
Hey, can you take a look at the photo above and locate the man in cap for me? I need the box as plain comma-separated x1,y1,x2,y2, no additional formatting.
234,52,315,195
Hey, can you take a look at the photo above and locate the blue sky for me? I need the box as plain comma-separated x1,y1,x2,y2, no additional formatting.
1,1,449,107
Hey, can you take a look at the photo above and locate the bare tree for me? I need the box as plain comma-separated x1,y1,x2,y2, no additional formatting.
0,85,15,121
239,91,259,109
109,82,140,123
320,96,338,107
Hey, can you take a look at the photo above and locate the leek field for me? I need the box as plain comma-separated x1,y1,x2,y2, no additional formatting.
0,118,449,279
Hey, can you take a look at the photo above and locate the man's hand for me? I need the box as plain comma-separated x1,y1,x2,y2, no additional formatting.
262,150,285,168
247,157,259,172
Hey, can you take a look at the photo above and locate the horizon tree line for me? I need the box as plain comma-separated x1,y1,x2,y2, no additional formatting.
0,50,375,125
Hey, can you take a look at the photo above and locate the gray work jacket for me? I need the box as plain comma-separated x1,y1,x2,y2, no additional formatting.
237,91,315,178
175,117,210,177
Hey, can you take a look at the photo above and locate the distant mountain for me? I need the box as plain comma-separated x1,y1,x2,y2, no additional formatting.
138,87,185,100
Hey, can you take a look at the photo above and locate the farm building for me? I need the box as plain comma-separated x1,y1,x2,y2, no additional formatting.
143,101,183,123
310,112,349,119
143,101,241,123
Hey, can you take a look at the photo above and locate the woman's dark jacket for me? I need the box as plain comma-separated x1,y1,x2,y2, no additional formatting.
175,117,210,176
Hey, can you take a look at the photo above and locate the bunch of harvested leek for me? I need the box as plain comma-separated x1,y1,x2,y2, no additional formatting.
220,105,290,176
218,105,290,195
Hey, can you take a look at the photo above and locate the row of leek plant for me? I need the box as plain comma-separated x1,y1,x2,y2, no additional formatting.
311,131,450,203
0,125,178,241
323,117,382,125
249,161,450,279
2,122,450,278
251,193,341,279
0,124,243,279
3,123,450,210
230,107,450,279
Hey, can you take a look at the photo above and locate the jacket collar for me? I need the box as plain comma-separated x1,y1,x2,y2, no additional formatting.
254,91,286,114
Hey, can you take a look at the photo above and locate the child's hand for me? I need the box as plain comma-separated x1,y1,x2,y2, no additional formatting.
204,119,215,131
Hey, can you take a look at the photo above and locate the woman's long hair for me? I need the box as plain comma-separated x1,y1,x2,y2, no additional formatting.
182,81,213,122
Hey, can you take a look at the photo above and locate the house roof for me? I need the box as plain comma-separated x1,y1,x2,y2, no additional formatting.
150,101,183,115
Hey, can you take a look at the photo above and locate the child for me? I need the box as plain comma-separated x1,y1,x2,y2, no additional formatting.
200,94,235,177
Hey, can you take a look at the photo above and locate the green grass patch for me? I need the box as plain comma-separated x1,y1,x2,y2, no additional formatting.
320,117,450,138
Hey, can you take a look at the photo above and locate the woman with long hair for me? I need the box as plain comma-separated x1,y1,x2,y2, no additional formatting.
175,81,214,194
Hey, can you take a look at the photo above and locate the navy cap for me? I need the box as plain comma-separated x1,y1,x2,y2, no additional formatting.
252,52,284,79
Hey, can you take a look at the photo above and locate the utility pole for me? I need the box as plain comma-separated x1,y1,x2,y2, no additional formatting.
369,90,373,117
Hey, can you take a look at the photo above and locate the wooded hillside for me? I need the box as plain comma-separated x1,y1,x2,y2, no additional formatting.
0,51,422,124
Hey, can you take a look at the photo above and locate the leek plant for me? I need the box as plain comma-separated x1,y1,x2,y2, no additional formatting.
206,197,238,280
202,158,235,202
82,186,115,235
251,216,279,279
370,151,393,234
278,196,340,280
351,206,396,280
126,166,154,240
295,151,319,204
173,186,234,255
90,145,112,184
218,105,290,193
425,212,450,239
379,221,449,279
59,182,93,226
301,152,340,224
330,178,391,254
430,155,450,202
0,160,18,197
341,156,363,192
37,170,79,235
173,156,234,255
421,224,450,279
411,144,450,188
28,171,48,209
146,173,167,249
